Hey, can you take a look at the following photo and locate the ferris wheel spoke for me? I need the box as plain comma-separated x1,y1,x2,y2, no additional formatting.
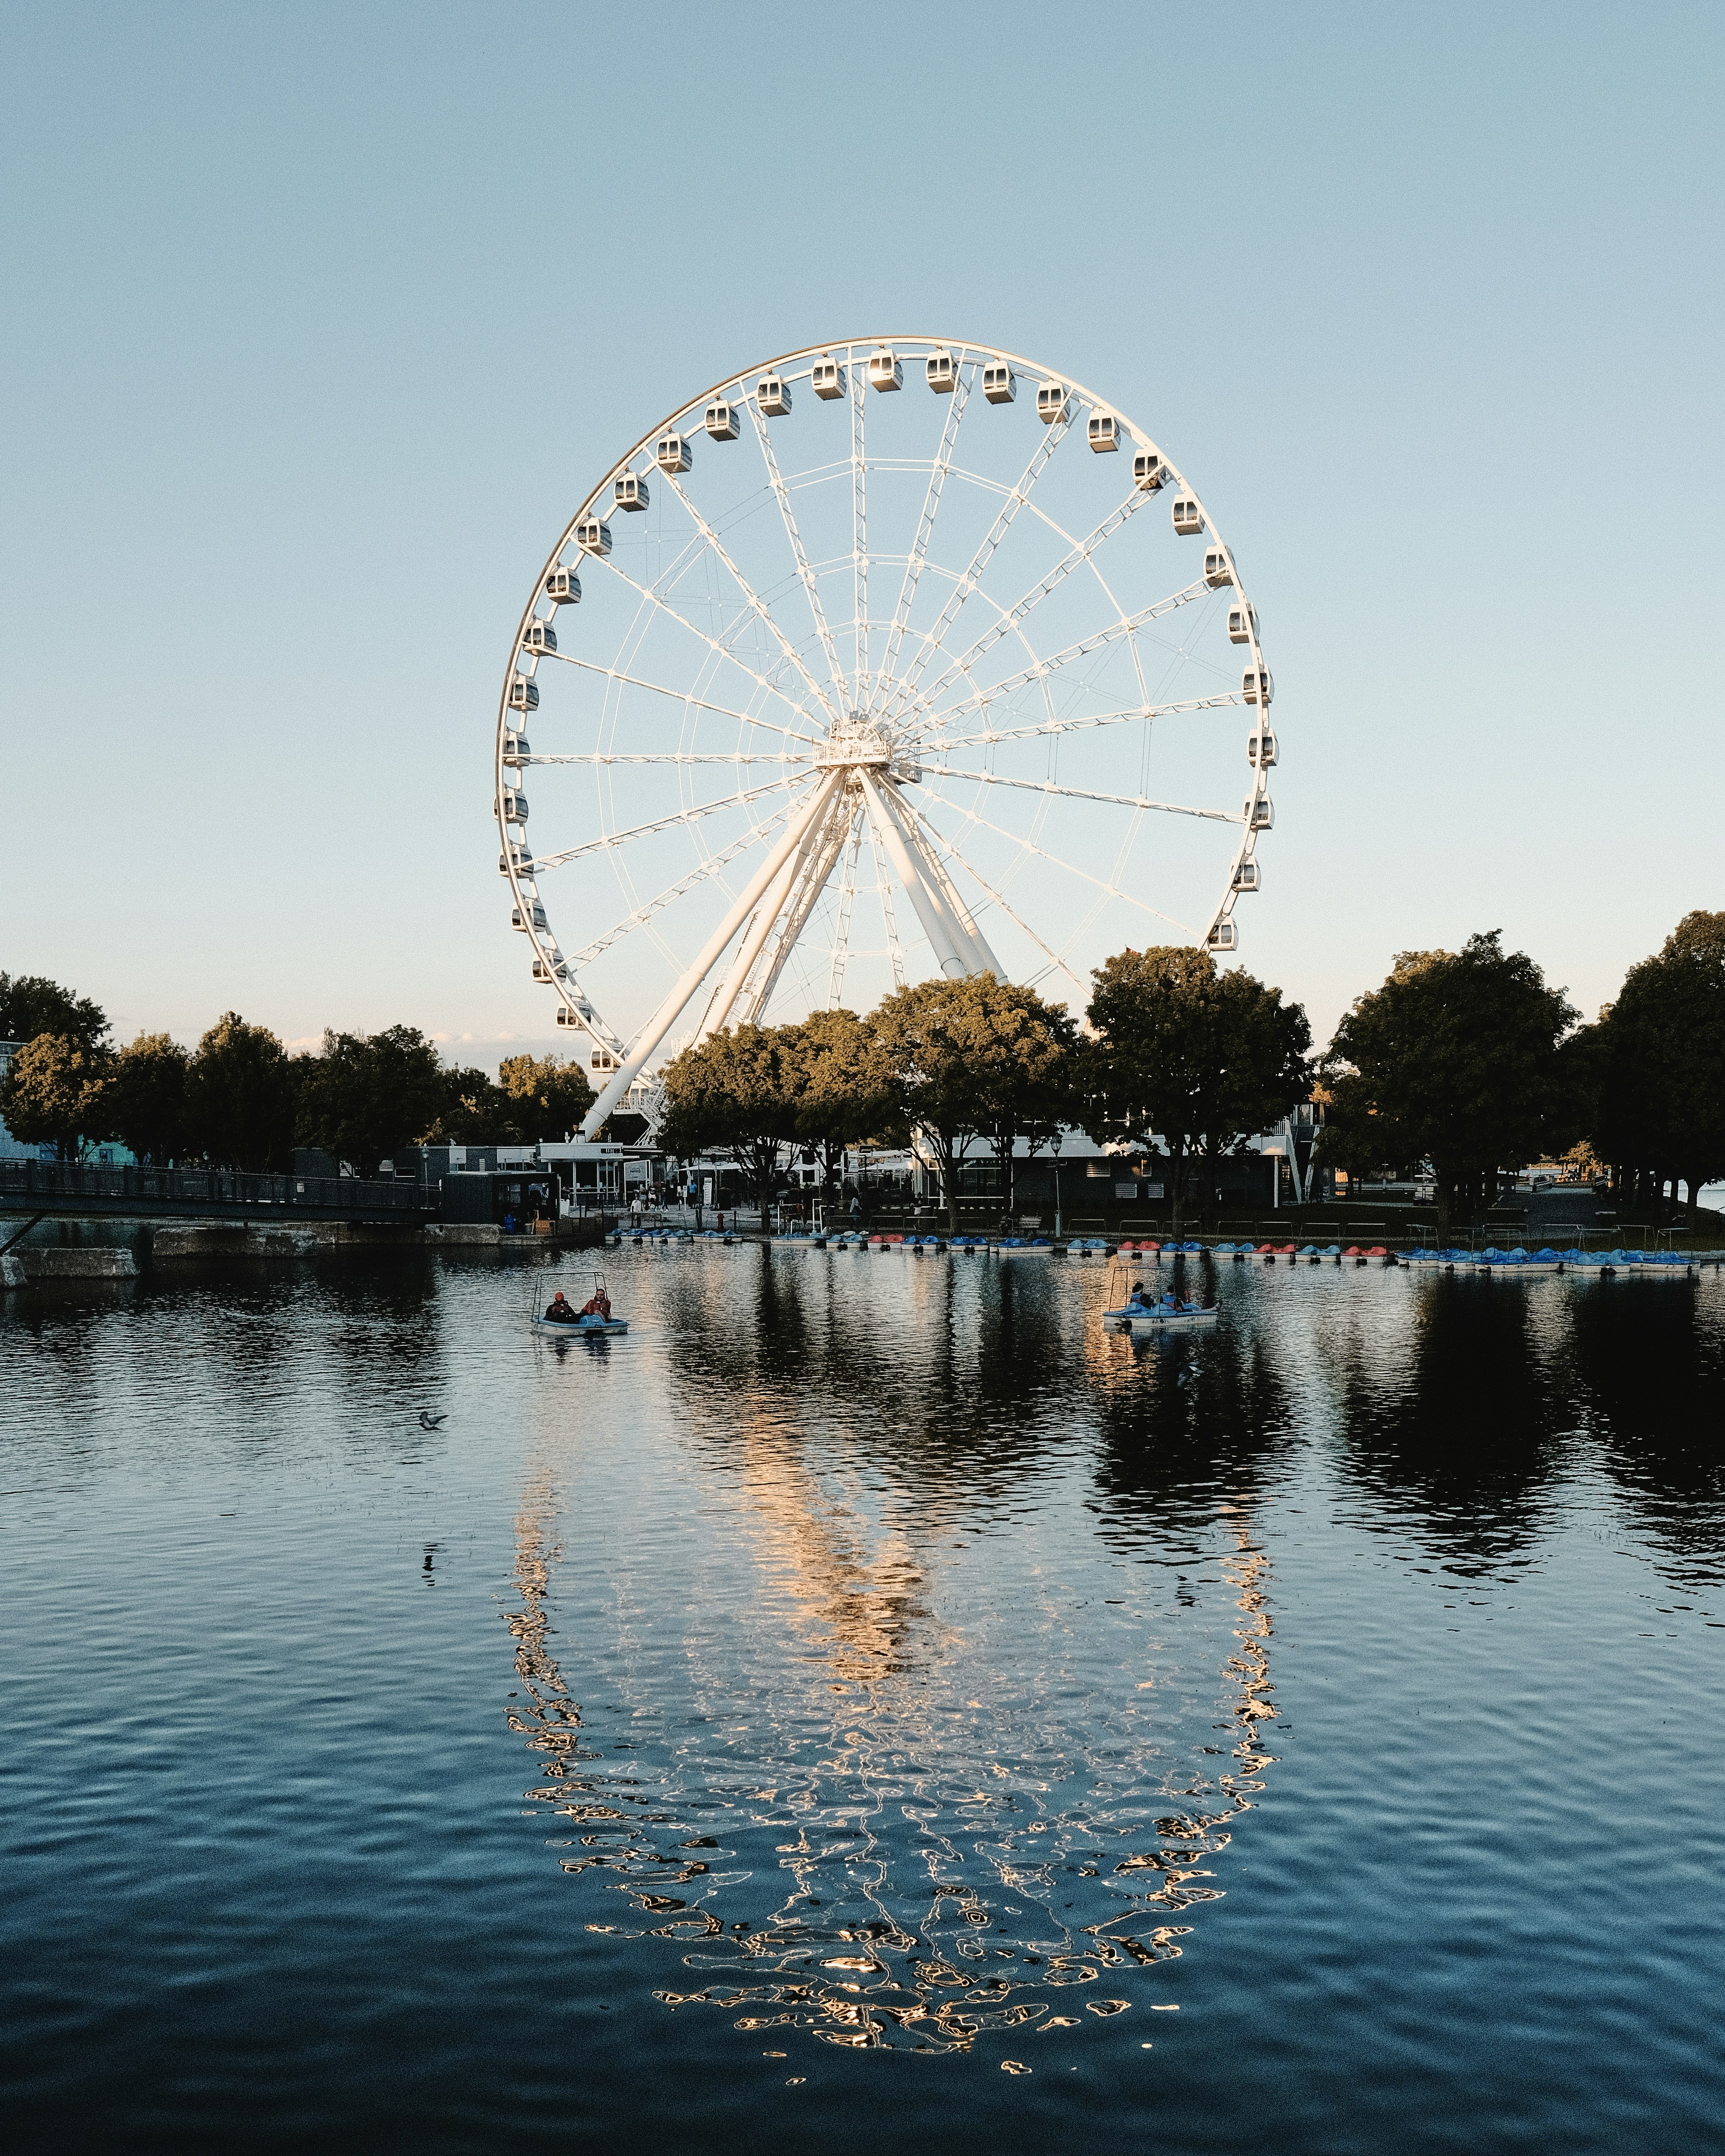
910,489,1151,715
851,367,868,706
903,584,1211,740
565,824,776,967
916,768,1239,825
921,791,1198,937
877,370,969,696
866,813,908,988
907,805,1089,997
528,771,820,870
827,809,865,1007
594,555,824,732
926,691,1245,754
747,396,850,711
881,408,1074,724
526,752,811,767
548,652,824,748
656,468,844,725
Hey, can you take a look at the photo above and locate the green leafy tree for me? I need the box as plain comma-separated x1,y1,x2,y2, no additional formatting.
0,974,109,1053
104,1032,191,1165
780,1008,901,1202
294,1024,450,1175
1194,970,1313,1225
425,1065,516,1145
0,1034,112,1160
872,975,1072,1232
658,1025,800,1210
1591,911,1725,1223
498,1052,595,1144
970,988,1078,1218
1082,946,1222,1236
1317,931,1578,1238
186,1013,297,1172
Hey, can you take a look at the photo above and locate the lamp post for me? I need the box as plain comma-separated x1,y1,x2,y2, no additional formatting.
1051,1126,1064,1240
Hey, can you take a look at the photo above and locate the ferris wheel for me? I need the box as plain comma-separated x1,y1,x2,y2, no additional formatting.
495,337,1276,1139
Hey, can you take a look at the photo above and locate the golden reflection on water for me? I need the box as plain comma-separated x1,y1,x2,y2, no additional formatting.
501,1422,1279,2057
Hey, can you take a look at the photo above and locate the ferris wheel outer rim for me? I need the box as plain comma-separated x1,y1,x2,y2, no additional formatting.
494,335,1273,1064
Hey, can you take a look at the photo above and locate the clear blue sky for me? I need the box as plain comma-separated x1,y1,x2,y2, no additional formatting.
2,2,1719,1065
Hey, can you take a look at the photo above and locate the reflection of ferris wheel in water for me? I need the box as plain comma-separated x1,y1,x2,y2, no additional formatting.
495,337,1277,1137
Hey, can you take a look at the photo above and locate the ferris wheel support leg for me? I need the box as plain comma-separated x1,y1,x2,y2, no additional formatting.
578,774,840,1139
698,801,833,1042
858,769,971,980
885,782,1005,978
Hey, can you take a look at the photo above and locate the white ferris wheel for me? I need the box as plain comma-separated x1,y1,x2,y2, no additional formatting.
495,337,1276,1139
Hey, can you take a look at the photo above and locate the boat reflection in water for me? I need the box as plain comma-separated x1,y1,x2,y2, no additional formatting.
501,1249,1284,2054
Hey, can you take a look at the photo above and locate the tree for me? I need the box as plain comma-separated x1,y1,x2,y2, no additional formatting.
0,974,109,1053
186,1013,297,1172
497,1052,595,1144
104,1032,191,1165
872,975,1072,1232
658,1025,800,1209
293,1025,450,1175
780,1008,901,1201
970,987,1078,1217
1591,911,1725,1223
1082,946,1221,1236
1194,970,1313,1224
0,1034,111,1160
424,1064,514,1145
1317,931,1578,1239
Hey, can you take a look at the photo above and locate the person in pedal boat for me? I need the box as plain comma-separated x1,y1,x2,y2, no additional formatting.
545,1291,576,1323
581,1290,612,1320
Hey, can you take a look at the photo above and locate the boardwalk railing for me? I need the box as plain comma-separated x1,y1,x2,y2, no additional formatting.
0,1160,429,1220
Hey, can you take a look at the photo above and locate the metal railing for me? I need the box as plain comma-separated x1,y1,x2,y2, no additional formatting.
0,1160,428,1217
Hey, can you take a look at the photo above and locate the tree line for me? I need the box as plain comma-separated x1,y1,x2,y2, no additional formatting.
0,977,595,1176
657,956,1311,1233
1314,913,1725,1231
6,907,1719,1224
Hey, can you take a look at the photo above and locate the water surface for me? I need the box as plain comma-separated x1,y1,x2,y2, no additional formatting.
4,1246,1724,2151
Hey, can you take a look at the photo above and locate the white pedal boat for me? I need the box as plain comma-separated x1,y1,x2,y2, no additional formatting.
531,1313,629,1337
1104,1301,1220,1331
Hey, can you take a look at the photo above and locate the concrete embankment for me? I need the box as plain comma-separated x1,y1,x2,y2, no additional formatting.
0,1214,616,1283
2,1248,139,1286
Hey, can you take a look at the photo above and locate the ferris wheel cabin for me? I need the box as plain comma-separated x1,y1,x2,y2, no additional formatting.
1172,497,1203,535
926,350,958,392
704,400,741,440
575,516,611,556
543,565,581,605
1203,549,1233,589
500,789,529,825
1228,605,1256,645
982,361,1016,403
1242,667,1273,705
1133,450,1166,491
512,901,548,933
655,433,693,473
1036,381,1069,424
757,373,792,416
507,678,538,713
502,731,530,766
1207,919,1239,952
520,621,556,656
1244,795,1274,830
1248,727,1278,767
1232,859,1262,892
1087,412,1122,452
811,357,846,400
869,348,903,391
614,473,649,513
